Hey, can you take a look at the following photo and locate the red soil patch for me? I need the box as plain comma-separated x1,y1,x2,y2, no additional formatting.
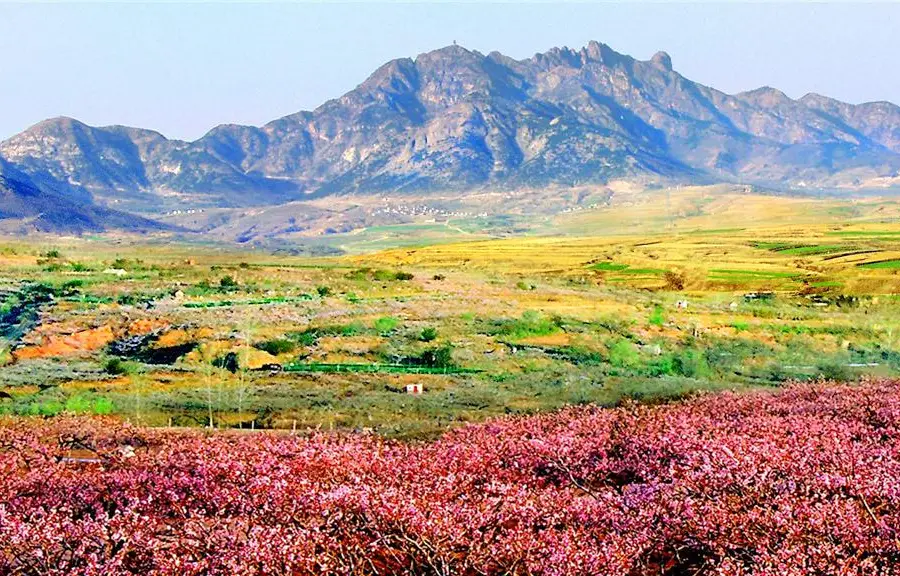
13,326,116,360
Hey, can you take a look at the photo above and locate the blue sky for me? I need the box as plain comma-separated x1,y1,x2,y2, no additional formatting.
0,2,897,142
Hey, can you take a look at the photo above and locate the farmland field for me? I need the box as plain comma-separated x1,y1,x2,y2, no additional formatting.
3,191,900,437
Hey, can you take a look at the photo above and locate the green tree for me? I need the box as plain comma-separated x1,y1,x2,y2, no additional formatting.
608,339,639,369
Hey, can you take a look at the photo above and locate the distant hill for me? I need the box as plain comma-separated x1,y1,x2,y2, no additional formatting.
0,160,167,234
1,40,899,217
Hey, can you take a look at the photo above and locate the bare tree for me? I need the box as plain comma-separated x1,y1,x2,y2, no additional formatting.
224,311,261,429
131,371,145,425
197,343,218,429
235,320,257,428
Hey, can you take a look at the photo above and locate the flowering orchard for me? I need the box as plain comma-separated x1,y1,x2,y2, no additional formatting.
2,380,900,575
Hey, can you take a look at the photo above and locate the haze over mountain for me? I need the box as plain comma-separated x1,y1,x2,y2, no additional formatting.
2,40,900,232
0,160,166,235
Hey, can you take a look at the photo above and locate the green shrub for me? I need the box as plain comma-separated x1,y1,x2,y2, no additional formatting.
288,323,364,346
345,268,371,281
291,330,320,346
214,352,240,373
117,293,138,306
617,377,731,404
649,305,665,327
92,397,115,415
817,362,854,381
342,322,365,336
105,357,132,375
187,279,216,296
419,327,439,342
673,348,711,378
254,339,297,356
372,269,414,282
374,316,400,334
316,285,332,297
373,269,396,282
390,344,455,369
64,395,93,414
219,276,239,289
594,316,635,337
486,311,562,340
608,339,639,369
546,346,604,365
754,363,806,384
418,345,454,368
647,354,677,376
59,281,84,296
37,400,64,417
702,338,770,372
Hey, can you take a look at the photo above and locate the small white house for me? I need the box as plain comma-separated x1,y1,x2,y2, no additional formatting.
675,300,689,310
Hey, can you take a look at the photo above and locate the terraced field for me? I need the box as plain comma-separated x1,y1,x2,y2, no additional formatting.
368,221,900,294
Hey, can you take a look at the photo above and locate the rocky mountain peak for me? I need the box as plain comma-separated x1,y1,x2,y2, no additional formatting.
0,38,899,228
415,44,484,67
738,86,793,102
582,40,626,66
650,51,673,71
358,57,420,95
799,92,835,105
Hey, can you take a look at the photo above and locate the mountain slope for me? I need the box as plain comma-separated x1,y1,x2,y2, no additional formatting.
0,118,303,212
2,41,899,215
0,160,168,234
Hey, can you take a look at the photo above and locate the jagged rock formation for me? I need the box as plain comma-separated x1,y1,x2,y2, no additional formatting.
2,40,899,217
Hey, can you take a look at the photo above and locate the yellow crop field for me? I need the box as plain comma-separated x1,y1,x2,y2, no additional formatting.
357,190,900,296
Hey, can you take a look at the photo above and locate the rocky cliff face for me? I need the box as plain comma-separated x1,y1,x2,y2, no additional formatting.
2,41,899,214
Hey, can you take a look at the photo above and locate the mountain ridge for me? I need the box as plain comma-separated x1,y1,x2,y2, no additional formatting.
2,40,899,225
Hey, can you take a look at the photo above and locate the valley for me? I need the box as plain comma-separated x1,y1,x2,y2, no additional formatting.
3,190,900,438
